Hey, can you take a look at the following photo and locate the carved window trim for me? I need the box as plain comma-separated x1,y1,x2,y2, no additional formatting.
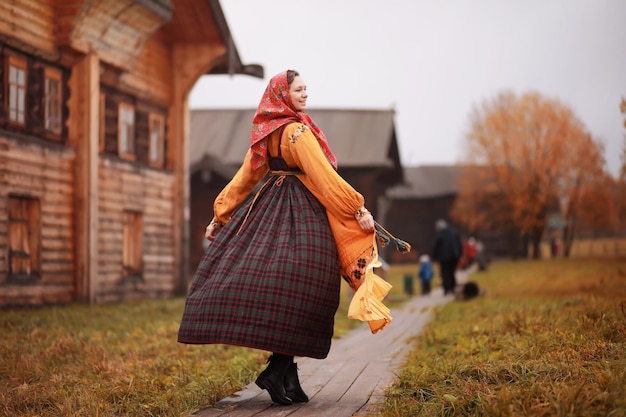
148,112,165,168
99,93,106,152
43,67,62,135
118,102,136,160
6,54,27,126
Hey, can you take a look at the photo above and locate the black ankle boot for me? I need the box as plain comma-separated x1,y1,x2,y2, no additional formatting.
284,362,309,402
255,354,293,405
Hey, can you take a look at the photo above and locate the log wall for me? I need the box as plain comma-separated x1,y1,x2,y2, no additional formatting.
1,0,242,306
119,35,173,104
96,158,177,302
0,135,76,306
0,0,56,56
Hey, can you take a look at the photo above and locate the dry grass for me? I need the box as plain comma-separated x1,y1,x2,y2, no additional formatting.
538,237,626,258
0,271,409,417
0,298,261,417
378,257,626,417
7,257,622,417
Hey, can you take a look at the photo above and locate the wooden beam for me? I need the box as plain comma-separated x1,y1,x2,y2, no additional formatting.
68,51,100,303
169,43,224,294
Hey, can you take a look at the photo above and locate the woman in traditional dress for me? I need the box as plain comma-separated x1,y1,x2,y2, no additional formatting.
178,70,393,405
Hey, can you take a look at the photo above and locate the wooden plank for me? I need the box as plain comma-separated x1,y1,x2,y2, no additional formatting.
41,215,72,228
41,262,74,274
3,164,74,182
3,173,46,193
41,238,72,251
143,254,174,264
41,271,75,285
40,251,73,262
41,203,74,216
0,284,73,305
42,190,73,205
5,146,74,169
0,0,56,52
122,37,172,103
0,0,55,31
70,51,100,303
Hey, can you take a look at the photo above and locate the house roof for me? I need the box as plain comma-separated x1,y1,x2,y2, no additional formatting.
189,108,400,174
387,165,463,199
203,0,264,78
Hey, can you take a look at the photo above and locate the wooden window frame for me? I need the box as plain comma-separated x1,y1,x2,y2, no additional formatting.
122,210,143,279
7,195,41,283
148,113,165,168
43,67,62,135
99,93,106,152
6,54,28,126
118,102,136,160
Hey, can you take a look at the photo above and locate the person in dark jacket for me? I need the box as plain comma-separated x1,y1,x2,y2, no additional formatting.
432,219,463,295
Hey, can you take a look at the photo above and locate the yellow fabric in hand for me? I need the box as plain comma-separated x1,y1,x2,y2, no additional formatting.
347,265,393,334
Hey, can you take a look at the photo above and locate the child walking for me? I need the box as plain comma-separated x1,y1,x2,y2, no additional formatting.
418,254,434,295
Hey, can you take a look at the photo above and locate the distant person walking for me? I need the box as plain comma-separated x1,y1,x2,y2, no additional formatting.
432,219,463,295
417,254,434,295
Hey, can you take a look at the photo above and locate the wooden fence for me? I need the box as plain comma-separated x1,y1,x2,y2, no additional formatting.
538,238,626,259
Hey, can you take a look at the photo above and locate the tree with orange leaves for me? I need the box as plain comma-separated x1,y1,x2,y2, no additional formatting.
452,91,612,258
617,98,626,230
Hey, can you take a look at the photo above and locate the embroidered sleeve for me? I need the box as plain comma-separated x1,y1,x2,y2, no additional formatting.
283,124,364,221
288,125,309,143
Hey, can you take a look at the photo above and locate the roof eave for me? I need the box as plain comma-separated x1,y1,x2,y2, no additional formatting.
206,0,264,79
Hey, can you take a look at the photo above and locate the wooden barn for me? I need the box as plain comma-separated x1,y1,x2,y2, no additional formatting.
385,165,508,262
187,108,405,269
0,0,263,306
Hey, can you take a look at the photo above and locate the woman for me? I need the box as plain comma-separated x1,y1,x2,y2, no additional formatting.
178,70,392,406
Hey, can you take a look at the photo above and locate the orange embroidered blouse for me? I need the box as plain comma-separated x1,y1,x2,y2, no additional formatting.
212,122,392,333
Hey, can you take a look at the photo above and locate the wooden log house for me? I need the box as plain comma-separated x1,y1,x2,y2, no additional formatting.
0,0,263,306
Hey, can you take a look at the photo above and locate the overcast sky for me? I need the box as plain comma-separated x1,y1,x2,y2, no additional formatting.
189,0,626,178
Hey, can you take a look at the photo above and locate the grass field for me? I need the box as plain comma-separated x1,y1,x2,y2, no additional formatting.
0,270,410,417
377,257,626,417
539,237,626,258
1,256,624,416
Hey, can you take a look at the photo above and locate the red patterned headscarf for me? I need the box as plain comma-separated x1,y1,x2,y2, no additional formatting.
249,70,337,170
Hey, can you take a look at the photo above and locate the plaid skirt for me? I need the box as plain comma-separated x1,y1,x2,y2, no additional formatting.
177,175,341,359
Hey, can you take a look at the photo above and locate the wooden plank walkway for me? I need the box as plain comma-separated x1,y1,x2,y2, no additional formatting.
192,282,459,417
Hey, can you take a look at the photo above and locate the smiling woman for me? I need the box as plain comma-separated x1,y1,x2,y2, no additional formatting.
288,71,308,111
178,69,393,406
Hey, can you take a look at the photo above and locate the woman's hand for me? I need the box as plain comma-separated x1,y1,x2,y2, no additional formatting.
357,212,375,233
205,221,222,241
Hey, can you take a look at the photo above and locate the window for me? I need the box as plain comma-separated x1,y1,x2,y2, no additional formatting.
118,102,135,160
122,210,142,278
148,113,165,168
44,67,62,134
7,55,27,125
8,196,41,282
99,93,106,152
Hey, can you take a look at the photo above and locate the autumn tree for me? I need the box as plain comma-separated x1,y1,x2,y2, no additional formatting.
452,91,612,258
617,97,626,230
621,98,626,181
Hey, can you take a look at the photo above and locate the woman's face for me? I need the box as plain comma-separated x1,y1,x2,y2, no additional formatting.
289,76,307,111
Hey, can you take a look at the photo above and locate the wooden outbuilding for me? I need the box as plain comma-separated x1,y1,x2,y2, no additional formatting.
0,0,263,306
385,165,508,262
187,108,405,269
